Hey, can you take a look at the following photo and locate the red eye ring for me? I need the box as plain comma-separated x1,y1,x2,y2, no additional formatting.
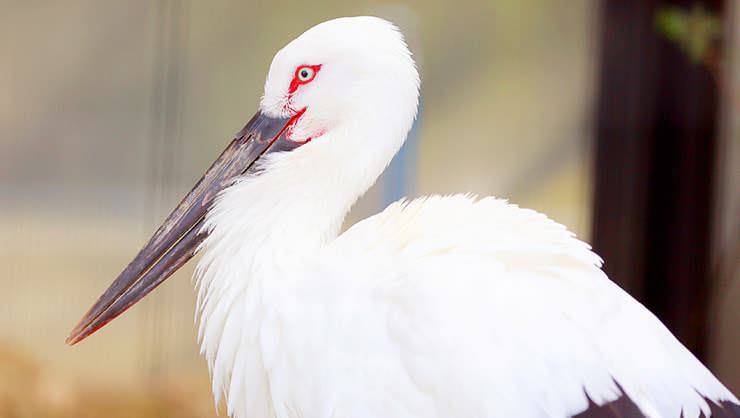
296,66,316,82
288,64,322,94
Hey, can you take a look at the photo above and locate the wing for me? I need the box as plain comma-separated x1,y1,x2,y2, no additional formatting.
330,195,739,418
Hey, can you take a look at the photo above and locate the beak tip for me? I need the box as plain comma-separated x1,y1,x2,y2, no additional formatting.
65,330,81,346
66,319,91,346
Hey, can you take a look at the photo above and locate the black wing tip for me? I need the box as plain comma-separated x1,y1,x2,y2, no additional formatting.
703,398,740,418
572,390,740,418
572,380,645,418
572,393,645,418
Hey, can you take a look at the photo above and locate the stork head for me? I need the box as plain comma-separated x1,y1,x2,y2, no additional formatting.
260,16,419,144
66,16,419,345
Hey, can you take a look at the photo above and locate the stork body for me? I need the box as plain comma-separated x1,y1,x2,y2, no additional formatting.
198,189,737,418
69,16,738,418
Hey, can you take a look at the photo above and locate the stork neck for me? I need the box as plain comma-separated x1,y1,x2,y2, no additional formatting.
205,131,385,258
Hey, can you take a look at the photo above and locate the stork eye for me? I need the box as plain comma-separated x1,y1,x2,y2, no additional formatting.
295,65,319,83
298,67,316,83
288,65,321,96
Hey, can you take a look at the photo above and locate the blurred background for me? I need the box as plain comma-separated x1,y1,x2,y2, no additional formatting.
0,0,737,416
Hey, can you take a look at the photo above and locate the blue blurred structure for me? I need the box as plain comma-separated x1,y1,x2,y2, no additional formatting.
382,100,422,205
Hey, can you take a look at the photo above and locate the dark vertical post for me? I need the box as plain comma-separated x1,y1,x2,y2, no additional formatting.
592,0,723,359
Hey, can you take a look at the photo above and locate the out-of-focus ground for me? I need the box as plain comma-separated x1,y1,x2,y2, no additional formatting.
0,341,214,418
0,1,736,416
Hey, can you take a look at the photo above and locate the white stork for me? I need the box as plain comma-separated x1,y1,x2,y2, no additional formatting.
68,16,738,418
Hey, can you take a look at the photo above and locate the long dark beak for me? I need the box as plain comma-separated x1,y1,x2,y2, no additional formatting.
66,111,301,345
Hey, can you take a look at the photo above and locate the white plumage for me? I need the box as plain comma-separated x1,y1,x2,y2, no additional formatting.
190,16,738,418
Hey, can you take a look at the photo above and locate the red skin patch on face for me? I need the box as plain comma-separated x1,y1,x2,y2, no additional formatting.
284,64,322,114
286,124,326,144
283,108,306,139
288,64,322,94
284,108,327,144
282,64,325,142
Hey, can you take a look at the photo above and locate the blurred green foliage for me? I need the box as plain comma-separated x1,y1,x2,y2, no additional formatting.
655,4,722,63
